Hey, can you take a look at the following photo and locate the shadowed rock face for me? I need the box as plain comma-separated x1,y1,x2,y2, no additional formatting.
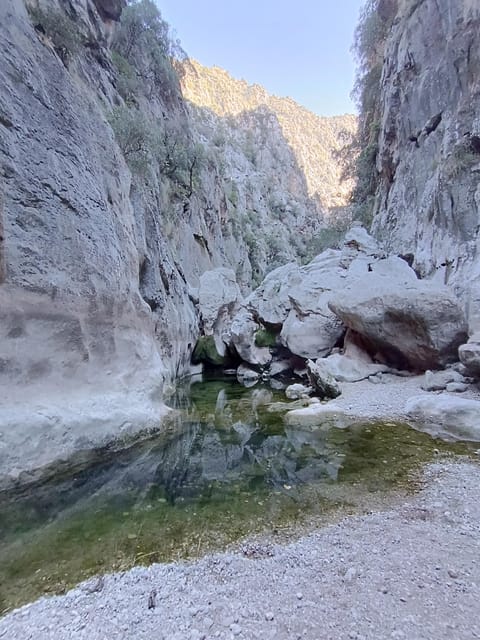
370,0,480,330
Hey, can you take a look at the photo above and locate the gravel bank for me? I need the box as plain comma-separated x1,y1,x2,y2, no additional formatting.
334,373,480,420
2,459,479,640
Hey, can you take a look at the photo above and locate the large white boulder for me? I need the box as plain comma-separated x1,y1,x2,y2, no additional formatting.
246,262,302,326
279,249,346,359
406,395,480,441
329,260,468,371
316,353,390,383
285,402,347,427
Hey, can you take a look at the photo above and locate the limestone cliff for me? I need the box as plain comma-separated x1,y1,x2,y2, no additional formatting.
181,59,357,213
369,0,480,329
0,0,328,484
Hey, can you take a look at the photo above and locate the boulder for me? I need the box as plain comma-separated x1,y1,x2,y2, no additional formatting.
246,262,302,326
306,359,341,399
198,268,241,335
329,263,468,371
285,383,313,400
406,395,480,441
279,249,346,359
284,403,347,427
315,353,390,383
230,310,272,367
458,332,480,376
237,364,260,387
421,369,465,391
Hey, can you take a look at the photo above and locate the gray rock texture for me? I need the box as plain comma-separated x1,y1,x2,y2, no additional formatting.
329,268,468,371
371,0,480,331
0,0,327,484
406,394,480,441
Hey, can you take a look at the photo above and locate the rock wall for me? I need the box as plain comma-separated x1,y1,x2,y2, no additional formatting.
371,0,480,329
0,0,328,484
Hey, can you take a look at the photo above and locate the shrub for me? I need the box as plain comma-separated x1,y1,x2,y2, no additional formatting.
28,6,80,65
112,0,186,102
254,328,278,348
107,106,151,174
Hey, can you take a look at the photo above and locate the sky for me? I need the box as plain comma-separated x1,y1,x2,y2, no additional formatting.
157,0,366,117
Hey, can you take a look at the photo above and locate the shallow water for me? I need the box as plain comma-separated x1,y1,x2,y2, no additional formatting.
0,377,474,613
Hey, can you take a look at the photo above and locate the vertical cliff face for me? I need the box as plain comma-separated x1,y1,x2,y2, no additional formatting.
0,0,330,482
370,0,480,328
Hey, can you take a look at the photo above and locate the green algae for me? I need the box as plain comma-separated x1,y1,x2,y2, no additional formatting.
0,379,476,614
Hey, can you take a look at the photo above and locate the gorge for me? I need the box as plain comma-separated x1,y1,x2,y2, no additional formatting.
1,0,480,637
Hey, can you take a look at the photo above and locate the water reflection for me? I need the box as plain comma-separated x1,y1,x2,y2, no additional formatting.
0,378,473,613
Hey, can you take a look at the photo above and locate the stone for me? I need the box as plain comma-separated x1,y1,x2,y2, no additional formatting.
315,353,390,383
458,333,480,377
285,384,313,400
406,395,480,441
246,262,302,326
421,369,464,391
329,268,468,371
230,309,272,367
306,359,341,399
279,249,347,359
268,359,292,378
284,403,347,427
236,364,260,386
445,382,468,393
198,268,241,335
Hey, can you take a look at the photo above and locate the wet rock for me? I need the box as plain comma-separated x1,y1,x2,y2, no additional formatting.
285,384,312,400
306,359,341,399
237,364,260,387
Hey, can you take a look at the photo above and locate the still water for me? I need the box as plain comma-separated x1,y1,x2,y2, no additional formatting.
0,377,474,613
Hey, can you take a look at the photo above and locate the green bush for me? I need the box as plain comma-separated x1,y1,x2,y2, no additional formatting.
28,7,80,65
254,328,278,348
107,106,151,174
112,0,186,102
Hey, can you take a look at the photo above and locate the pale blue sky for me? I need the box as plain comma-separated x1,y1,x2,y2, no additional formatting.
158,0,365,116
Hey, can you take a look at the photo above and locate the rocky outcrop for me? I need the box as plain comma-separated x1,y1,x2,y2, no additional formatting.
181,59,357,212
329,259,468,371
0,0,326,485
370,0,480,332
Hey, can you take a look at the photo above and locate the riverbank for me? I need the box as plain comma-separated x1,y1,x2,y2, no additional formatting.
1,458,479,640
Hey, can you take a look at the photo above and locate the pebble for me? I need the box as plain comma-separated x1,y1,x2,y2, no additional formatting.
265,612,274,621
230,623,242,636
